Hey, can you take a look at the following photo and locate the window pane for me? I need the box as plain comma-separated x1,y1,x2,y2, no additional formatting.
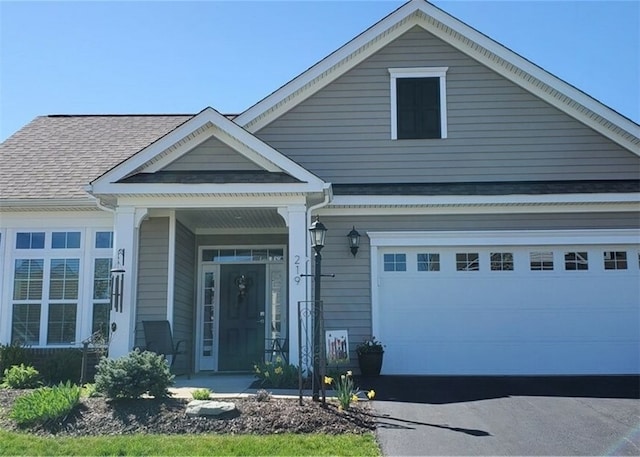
202,249,218,262
490,252,514,271
456,253,479,271
384,253,406,271
49,259,80,300
32,232,45,248
51,232,66,248
565,252,588,270
16,232,45,249
604,251,627,270
397,77,441,139
16,233,31,249
417,253,440,271
530,252,553,270
95,231,113,249
13,259,43,300
94,258,112,299
67,232,81,248
12,304,41,345
47,303,77,344
92,303,110,338
52,232,81,249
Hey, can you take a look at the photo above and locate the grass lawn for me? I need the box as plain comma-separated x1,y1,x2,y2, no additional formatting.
0,430,380,456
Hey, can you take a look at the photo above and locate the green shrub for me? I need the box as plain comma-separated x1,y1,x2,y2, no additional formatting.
38,350,82,385
94,349,175,399
191,388,211,400
0,343,31,376
81,383,101,398
1,364,41,389
253,357,299,388
9,381,81,426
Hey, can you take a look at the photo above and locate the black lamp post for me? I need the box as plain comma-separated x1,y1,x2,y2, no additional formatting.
309,216,327,402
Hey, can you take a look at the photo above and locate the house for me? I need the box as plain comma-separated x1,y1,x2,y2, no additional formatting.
1,0,638,376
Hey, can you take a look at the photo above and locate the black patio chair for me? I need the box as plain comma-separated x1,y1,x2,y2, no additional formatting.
142,320,189,373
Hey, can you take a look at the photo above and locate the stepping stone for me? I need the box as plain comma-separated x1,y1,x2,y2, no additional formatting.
186,400,237,417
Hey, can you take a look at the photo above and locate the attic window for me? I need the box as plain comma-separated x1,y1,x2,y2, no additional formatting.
389,67,448,140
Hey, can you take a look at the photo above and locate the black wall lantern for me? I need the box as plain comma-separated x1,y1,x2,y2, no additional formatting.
347,226,361,257
110,248,126,313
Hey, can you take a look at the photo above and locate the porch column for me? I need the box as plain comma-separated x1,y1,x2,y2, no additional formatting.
109,206,146,358
281,205,308,367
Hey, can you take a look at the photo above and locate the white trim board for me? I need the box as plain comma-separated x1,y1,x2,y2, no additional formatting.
367,229,640,247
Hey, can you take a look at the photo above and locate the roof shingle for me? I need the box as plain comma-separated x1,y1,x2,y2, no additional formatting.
0,115,192,200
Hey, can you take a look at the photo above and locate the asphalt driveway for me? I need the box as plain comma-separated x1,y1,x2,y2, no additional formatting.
358,376,640,456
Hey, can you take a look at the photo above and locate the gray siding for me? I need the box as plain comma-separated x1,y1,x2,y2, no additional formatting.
135,217,169,348
319,212,640,371
256,26,639,183
173,221,195,373
164,136,261,171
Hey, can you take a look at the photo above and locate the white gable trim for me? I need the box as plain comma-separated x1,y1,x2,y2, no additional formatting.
89,107,326,195
235,0,639,155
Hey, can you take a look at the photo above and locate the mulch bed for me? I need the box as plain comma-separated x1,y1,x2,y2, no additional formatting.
0,389,376,436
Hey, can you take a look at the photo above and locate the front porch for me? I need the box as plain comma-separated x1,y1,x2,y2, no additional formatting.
107,204,315,376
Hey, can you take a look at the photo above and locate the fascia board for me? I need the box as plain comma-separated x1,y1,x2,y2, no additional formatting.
116,194,307,209
331,193,640,206
236,0,639,154
418,4,640,154
90,108,326,192
320,203,640,216
367,228,640,247
235,1,422,131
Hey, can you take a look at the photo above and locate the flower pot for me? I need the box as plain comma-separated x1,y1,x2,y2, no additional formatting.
357,351,383,376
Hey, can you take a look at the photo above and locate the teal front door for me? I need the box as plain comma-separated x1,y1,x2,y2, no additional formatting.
218,264,266,371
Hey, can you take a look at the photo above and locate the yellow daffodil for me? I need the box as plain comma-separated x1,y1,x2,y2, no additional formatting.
341,374,346,380
324,376,334,385
274,366,283,375
275,356,282,364
351,394,359,402
264,371,270,377
367,390,376,400
346,370,353,377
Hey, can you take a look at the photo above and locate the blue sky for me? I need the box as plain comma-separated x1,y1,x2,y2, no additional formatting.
1,1,638,142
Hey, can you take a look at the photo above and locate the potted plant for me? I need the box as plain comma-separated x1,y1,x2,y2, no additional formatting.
356,337,384,376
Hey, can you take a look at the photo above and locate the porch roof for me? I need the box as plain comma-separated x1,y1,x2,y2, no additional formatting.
119,170,301,184
332,180,640,196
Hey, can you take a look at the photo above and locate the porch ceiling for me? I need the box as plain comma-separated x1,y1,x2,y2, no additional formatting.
176,208,287,231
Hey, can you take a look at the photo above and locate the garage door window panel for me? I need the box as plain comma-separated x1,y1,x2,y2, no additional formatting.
417,253,440,271
490,252,514,271
604,251,627,270
565,252,588,270
530,251,554,271
456,253,479,271
384,253,406,272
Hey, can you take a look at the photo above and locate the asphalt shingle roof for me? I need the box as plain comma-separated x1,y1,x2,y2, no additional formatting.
0,115,192,200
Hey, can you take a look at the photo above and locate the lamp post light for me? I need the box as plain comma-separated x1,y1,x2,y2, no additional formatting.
308,216,327,402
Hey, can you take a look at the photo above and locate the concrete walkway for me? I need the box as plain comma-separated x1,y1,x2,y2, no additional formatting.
170,373,316,399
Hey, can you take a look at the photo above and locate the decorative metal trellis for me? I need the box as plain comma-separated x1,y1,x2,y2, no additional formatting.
297,300,326,405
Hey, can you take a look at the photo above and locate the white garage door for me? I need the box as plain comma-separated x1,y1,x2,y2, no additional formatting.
374,234,640,375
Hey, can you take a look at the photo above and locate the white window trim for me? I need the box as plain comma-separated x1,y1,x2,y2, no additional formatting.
389,67,449,140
